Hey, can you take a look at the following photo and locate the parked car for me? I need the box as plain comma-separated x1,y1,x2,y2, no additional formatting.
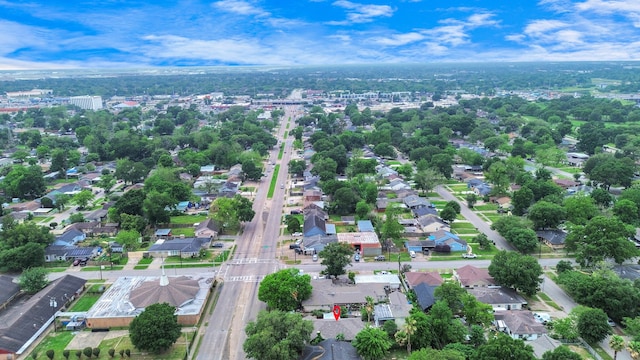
409,251,416,258
289,244,300,249
292,232,303,237
354,254,360,262
73,258,82,266
462,253,478,259
608,318,616,327
375,255,386,261
212,242,224,248
312,254,318,262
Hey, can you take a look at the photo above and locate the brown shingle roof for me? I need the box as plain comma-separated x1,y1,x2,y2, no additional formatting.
455,265,496,287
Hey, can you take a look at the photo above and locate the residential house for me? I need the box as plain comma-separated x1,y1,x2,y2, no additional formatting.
0,276,20,311
44,245,99,262
54,228,86,246
0,275,86,359
301,279,387,312
155,228,173,239
340,216,355,225
468,287,527,311
403,195,431,209
108,241,124,253
474,184,492,197
199,165,216,175
414,283,438,311
429,230,468,252
387,178,411,191
354,274,402,291
325,224,336,235
374,291,413,327
302,234,338,254
85,208,108,222
404,271,444,289
412,206,438,218
536,229,567,250
553,179,579,189
337,232,382,256
195,218,219,239
147,237,211,258
375,198,389,213
219,181,240,197
455,265,497,288
404,240,435,255
529,334,562,359
304,190,323,202
417,215,450,234
357,220,375,232
494,310,547,340
304,215,327,238
304,204,328,219
566,152,589,167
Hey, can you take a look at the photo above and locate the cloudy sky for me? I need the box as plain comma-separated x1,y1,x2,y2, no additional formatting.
1,0,640,70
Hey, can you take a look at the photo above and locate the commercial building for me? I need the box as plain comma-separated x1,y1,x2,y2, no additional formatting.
69,96,103,111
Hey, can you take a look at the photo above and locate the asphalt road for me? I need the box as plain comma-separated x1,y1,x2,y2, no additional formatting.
435,185,515,252
195,104,299,360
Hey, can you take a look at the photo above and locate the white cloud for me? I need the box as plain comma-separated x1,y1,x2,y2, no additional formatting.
524,19,569,36
370,32,424,46
328,0,394,25
211,0,270,17
575,0,640,14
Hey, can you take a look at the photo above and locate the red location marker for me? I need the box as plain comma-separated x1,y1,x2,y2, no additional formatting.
333,305,341,321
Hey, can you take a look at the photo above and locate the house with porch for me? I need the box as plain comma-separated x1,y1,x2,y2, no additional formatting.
429,230,468,252
468,287,527,311
494,310,547,340
455,265,497,288
536,229,567,250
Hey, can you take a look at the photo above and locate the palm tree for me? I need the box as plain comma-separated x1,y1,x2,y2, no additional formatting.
364,296,375,323
404,317,417,354
628,340,640,360
610,335,625,360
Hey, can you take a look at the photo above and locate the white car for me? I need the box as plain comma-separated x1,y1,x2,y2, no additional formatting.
462,253,478,259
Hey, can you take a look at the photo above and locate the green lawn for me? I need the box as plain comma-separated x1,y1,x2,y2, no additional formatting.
278,145,284,160
81,265,124,271
472,204,498,211
170,215,208,224
134,265,149,270
171,228,196,237
29,332,74,360
69,294,101,311
137,257,153,265
267,165,280,198
450,222,476,230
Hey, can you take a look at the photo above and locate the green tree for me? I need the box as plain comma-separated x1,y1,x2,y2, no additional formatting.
471,333,536,360
73,190,95,209
143,191,172,225
332,187,359,215
414,168,445,195
577,307,612,344
408,347,466,360
233,195,255,222
527,201,566,229
469,325,487,348
129,303,182,353
258,268,312,311
488,251,542,296
466,193,478,208
243,310,313,360
381,204,404,246
484,161,510,196
115,159,149,185
355,200,371,220
439,206,457,223
19,267,49,294
82,347,92,358
353,326,392,360
504,227,539,254
460,293,494,328
319,242,353,278
610,335,626,360
241,160,263,181
614,199,639,225
473,233,491,250
430,154,453,179
97,174,116,194
115,230,141,251
288,159,306,176
434,281,467,314
2,165,47,199
563,194,599,225
550,317,579,341
286,216,301,233
591,188,613,208
428,300,467,349
565,216,638,267
542,346,581,360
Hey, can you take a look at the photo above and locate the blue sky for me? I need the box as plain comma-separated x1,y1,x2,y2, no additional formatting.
1,0,640,70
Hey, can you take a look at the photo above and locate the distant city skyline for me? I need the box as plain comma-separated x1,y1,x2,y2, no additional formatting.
1,0,640,70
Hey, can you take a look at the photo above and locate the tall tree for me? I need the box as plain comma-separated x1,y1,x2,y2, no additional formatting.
318,242,353,278
576,307,612,344
471,333,536,360
565,216,638,267
488,251,542,296
18,267,49,294
258,268,312,311
243,310,313,360
542,346,581,360
129,303,182,353
610,335,626,360
527,201,566,229
353,326,392,360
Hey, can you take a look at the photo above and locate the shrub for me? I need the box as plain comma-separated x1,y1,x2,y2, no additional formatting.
75,350,82,359
92,348,100,357
83,347,93,358
125,349,131,358
63,350,70,359
118,349,124,358
46,350,54,360
108,349,115,358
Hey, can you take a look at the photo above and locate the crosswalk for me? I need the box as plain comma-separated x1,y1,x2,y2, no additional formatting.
217,258,282,282
224,275,262,282
228,258,274,265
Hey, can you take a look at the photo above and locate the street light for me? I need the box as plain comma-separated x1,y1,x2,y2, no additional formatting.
49,297,57,332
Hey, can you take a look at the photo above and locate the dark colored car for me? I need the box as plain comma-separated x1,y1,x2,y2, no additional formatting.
354,254,360,262
289,244,300,249
212,242,224,248
375,255,385,261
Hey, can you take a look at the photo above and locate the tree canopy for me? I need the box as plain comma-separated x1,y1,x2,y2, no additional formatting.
243,310,313,360
318,242,353,278
565,216,638,267
258,268,312,311
488,251,542,296
129,303,182,353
